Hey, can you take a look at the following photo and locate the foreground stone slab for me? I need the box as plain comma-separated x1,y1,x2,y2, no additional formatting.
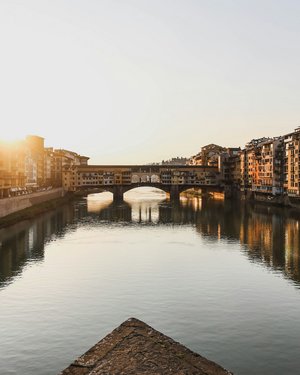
59,318,232,375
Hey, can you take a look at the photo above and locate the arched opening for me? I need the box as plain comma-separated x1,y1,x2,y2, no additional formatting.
124,186,167,201
140,175,150,183
131,174,140,183
150,174,160,183
86,191,113,213
124,187,167,224
131,174,160,184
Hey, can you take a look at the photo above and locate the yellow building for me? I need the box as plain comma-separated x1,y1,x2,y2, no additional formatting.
218,148,241,186
189,144,226,166
0,135,89,197
240,137,284,195
252,138,284,195
25,135,45,187
240,149,254,191
0,142,12,198
0,141,26,198
52,149,90,188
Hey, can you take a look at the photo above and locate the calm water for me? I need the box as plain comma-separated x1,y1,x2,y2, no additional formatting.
1,188,300,375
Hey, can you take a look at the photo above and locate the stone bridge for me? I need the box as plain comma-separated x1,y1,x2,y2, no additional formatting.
63,165,223,201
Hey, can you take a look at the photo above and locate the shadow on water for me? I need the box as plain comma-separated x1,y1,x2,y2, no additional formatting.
1,191,300,288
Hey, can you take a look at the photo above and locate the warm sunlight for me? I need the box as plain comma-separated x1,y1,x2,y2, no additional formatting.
1,2,300,375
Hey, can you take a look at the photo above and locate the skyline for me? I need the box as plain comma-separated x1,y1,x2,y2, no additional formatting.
1,0,300,164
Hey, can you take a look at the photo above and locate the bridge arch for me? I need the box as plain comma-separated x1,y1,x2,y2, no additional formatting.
124,186,167,202
83,184,170,202
122,184,169,195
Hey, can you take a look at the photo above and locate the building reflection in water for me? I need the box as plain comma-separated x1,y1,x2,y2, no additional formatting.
87,191,300,285
0,205,76,288
1,188,300,288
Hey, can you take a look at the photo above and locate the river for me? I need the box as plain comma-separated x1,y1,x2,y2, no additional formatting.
0,188,300,375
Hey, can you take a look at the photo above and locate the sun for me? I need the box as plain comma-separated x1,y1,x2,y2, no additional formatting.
0,131,26,144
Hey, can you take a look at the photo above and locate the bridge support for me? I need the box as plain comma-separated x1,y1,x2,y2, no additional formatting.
170,185,180,201
113,186,124,203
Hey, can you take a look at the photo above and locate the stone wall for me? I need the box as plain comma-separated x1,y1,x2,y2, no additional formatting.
0,188,65,219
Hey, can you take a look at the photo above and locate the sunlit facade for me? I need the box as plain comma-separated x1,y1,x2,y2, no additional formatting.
0,135,89,197
0,141,26,198
240,137,284,196
3,128,300,199
188,144,226,166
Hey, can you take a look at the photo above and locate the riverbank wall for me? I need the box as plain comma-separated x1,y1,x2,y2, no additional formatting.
240,190,300,208
180,187,300,210
0,188,72,228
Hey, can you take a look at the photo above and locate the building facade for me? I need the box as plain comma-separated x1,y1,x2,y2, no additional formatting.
0,135,89,198
3,128,300,199
62,165,221,192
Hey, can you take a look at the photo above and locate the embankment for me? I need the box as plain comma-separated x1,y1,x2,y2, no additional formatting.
181,188,300,210
242,191,293,207
0,188,73,228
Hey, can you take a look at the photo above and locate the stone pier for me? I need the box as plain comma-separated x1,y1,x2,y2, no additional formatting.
112,185,124,202
170,185,180,201
59,318,232,375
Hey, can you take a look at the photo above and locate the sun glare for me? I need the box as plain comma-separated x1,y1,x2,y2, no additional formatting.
0,139,18,147
0,133,26,147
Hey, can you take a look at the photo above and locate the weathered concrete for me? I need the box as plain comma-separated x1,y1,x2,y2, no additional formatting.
59,318,232,375
0,188,65,218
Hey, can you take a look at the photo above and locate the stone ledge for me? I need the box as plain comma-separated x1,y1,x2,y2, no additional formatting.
59,318,233,375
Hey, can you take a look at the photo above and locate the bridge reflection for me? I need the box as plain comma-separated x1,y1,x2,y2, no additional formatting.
0,195,300,288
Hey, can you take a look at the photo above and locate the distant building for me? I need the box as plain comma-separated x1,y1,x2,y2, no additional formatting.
188,144,241,186
0,142,14,198
188,144,226,167
4,128,300,199
25,135,45,187
161,157,188,165
0,141,26,197
219,148,241,186
45,148,90,187
240,137,284,195
240,138,271,191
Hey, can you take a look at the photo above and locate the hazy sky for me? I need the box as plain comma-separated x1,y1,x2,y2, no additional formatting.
0,0,299,163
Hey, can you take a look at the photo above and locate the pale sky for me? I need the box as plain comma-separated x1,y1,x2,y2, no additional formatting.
0,0,299,164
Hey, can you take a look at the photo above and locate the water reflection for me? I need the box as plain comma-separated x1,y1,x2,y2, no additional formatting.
0,205,76,287
240,205,300,284
1,190,300,288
